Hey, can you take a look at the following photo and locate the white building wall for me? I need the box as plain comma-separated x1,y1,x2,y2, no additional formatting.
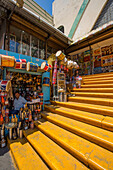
52,0,84,36
53,0,108,40
73,0,107,40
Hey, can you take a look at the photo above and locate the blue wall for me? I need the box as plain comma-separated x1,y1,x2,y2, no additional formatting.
0,49,47,67
42,72,50,104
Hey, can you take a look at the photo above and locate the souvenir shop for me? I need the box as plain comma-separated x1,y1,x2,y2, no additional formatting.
69,41,113,76
66,22,113,76
0,49,51,147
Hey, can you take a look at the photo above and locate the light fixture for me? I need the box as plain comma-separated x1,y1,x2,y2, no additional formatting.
14,0,24,8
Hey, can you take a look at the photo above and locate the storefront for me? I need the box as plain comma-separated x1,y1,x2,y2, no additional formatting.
66,21,113,75
0,49,51,146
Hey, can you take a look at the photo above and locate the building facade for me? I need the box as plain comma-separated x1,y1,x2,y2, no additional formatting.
11,0,54,25
0,0,71,60
53,0,113,40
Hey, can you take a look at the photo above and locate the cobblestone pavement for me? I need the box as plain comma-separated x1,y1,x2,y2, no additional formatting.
0,147,15,170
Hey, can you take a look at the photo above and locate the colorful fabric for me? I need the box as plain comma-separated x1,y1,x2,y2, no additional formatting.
52,59,57,84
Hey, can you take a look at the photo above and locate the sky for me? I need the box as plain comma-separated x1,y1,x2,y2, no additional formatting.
34,0,54,16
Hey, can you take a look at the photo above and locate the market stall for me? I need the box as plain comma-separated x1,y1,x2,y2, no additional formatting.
52,50,80,101
0,49,51,147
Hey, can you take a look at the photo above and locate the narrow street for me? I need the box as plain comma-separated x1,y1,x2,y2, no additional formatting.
0,147,15,170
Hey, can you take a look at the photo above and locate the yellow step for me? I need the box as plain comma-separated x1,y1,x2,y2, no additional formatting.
81,84,113,88
83,76,113,82
72,88,113,93
82,72,113,79
51,101,113,117
71,92,113,99
41,111,113,152
68,96,113,107
7,138,48,170
35,120,113,170
23,128,88,170
84,79,113,85
45,105,113,132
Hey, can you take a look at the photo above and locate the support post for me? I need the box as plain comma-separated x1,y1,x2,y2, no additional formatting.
89,45,93,75
45,40,47,60
3,68,6,80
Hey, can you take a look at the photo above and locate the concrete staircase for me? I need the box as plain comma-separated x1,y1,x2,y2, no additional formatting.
8,72,113,170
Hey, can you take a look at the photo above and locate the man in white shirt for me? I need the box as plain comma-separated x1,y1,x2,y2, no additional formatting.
9,91,27,115
14,91,27,111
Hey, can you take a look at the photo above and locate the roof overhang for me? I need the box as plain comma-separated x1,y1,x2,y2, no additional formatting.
1,0,72,50
66,21,113,54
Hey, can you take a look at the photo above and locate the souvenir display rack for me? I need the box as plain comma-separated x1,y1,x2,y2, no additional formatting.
57,72,66,93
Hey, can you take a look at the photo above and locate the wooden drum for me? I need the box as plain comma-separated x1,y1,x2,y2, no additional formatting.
1,54,15,67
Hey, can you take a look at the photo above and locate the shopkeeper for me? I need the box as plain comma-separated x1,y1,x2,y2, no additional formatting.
9,91,27,115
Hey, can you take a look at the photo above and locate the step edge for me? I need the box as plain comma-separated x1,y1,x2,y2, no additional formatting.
41,113,113,152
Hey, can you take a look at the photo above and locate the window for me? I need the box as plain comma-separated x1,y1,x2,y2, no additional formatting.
57,25,64,33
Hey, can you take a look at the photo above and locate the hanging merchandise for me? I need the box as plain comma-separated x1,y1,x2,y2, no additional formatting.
0,55,15,67
52,59,58,85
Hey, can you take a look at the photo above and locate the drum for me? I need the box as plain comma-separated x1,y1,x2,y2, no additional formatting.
15,59,26,69
1,54,15,67
38,93,43,98
47,64,52,72
41,62,46,69
43,77,50,86
0,80,11,92
21,59,26,69
27,62,38,72
44,64,49,71
56,51,65,61
39,102,43,105
15,59,22,69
